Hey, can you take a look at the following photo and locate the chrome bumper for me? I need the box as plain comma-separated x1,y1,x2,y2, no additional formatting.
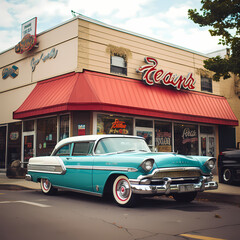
130,177,218,195
25,174,32,181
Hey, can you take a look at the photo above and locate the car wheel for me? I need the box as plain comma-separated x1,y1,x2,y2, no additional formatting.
112,175,136,207
40,178,57,195
222,168,233,184
172,192,197,203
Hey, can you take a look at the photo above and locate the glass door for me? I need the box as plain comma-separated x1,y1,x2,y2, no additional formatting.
135,127,154,151
22,132,35,167
200,134,215,157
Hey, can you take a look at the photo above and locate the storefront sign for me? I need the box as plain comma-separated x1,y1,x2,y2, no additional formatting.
109,119,128,134
15,34,37,54
31,48,58,71
78,125,86,136
10,132,19,141
137,57,196,90
15,17,37,54
2,65,19,79
182,128,197,144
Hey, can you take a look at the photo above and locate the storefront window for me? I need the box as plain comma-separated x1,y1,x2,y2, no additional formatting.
97,114,133,135
136,119,153,128
155,121,172,152
0,126,7,168
174,123,198,155
60,115,69,140
23,120,34,132
7,122,22,167
37,117,57,156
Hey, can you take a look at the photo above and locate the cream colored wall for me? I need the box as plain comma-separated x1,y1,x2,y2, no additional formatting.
0,19,79,124
220,75,240,145
1,20,78,92
0,84,36,124
77,19,221,95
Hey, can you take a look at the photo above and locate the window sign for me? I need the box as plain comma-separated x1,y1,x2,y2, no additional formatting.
97,114,133,135
174,124,198,155
155,122,172,152
137,57,196,90
78,124,86,136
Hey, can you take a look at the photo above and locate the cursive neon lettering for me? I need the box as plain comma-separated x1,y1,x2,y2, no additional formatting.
137,57,196,91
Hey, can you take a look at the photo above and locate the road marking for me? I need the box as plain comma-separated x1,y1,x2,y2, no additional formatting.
180,234,226,240
0,200,51,208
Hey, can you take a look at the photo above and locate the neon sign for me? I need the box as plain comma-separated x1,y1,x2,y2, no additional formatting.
109,119,128,134
137,57,196,90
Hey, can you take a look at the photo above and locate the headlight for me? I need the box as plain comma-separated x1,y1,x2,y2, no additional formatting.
204,158,216,170
140,158,154,172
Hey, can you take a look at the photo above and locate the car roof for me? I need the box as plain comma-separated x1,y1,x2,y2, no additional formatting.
54,134,143,150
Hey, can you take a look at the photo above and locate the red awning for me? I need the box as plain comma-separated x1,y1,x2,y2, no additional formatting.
13,71,238,126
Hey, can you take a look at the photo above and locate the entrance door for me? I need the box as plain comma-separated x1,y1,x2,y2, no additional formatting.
136,127,154,151
200,134,215,157
0,126,7,169
22,132,35,167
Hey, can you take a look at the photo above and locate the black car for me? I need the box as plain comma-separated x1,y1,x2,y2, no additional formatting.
218,148,240,184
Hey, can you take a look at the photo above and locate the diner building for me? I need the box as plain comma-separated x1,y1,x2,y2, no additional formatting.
0,15,239,173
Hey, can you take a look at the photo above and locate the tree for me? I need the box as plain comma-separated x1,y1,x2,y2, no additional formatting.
188,0,240,81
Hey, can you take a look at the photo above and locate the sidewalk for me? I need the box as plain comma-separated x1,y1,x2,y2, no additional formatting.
0,173,240,205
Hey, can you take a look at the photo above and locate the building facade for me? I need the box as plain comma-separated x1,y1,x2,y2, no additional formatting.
0,15,239,173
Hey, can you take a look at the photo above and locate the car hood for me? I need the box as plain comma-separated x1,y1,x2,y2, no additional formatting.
114,151,206,170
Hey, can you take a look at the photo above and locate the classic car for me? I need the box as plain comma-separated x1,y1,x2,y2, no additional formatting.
26,135,218,207
218,148,240,184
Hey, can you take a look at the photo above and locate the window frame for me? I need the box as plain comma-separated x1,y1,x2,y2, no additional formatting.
72,141,94,156
201,76,212,93
110,55,127,75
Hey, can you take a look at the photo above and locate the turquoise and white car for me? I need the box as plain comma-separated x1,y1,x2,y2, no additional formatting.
26,135,218,207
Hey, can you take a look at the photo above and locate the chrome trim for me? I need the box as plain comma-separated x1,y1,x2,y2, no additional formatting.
93,166,138,172
66,165,138,172
28,164,66,175
130,177,218,195
66,165,92,170
56,186,102,197
25,174,32,181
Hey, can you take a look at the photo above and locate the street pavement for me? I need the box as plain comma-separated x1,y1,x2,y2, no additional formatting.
0,173,240,205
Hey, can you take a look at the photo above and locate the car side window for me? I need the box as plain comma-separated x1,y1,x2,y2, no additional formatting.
72,142,93,156
55,144,72,156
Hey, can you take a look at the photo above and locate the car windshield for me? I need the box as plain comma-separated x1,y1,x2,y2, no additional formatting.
95,137,150,154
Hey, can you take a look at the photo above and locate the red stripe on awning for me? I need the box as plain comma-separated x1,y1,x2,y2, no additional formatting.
13,71,238,126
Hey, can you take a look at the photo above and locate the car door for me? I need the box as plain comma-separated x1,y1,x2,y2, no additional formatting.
61,141,94,192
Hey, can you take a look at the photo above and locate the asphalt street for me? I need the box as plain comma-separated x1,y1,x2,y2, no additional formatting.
1,189,240,240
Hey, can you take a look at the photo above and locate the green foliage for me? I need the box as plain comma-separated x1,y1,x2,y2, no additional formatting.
188,0,240,81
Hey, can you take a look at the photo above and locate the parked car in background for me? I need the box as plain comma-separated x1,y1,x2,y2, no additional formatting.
26,135,218,207
218,144,240,184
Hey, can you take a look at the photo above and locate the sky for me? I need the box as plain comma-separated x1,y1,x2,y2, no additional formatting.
0,0,225,54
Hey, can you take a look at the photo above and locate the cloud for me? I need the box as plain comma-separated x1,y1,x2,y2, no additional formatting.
0,0,222,54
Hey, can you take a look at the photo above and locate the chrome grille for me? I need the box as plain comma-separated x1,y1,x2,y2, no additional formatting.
153,169,201,179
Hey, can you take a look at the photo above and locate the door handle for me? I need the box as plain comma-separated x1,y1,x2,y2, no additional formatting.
66,157,72,160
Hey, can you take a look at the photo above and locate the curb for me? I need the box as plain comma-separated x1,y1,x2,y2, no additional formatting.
197,192,240,206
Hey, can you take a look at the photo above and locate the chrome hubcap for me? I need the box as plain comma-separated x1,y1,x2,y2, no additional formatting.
43,179,50,191
223,169,231,182
116,179,130,201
